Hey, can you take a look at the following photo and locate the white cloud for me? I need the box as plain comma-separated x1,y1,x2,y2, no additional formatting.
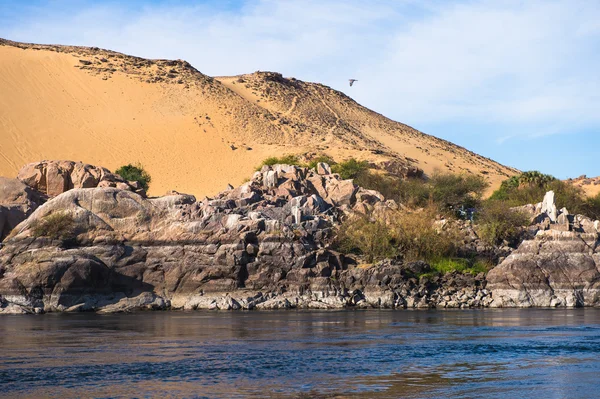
2,0,599,142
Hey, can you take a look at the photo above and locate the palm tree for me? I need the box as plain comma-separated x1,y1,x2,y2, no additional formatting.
519,171,555,188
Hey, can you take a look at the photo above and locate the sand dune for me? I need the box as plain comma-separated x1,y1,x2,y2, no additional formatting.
0,39,517,196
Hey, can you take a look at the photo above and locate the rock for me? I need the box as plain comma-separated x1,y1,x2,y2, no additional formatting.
17,160,144,197
487,230,600,307
97,292,170,313
0,177,46,241
316,162,332,175
263,170,278,188
0,161,494,313
541,191,558,223
326,179,357,206
355,188,384,204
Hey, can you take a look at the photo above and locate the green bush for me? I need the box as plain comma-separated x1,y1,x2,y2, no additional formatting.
30,212,77,240
428,172,488,211
331,158,370,180
477,200,529,246
256,155,301,170
352,170,424,206
115,163,152,191
580,193,600,220
357,171,487,215
305,155,336,170
490,171,586,211
393,207,458,262
428,257,491,276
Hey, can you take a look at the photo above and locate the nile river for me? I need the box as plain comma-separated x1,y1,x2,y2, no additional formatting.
1,309,600,398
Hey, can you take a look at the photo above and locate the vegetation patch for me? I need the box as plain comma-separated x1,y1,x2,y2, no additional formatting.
429,257,490,276
256,154,369,180
355,171,487,216
115,163,152,191
30,212,77,241
489,170,600,220
334,207,458,264
393,207,458,262
256,155,301,170
476,200,529,246
305,155,336,170
330,159,370,180
334,215,398,263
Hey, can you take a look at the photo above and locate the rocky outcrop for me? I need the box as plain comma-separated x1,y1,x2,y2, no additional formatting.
487,230,600,307
0,163,404,313
0,177,46,241
17,160,144,197
8,165,595,313
0,162,494,314
487,191,600,307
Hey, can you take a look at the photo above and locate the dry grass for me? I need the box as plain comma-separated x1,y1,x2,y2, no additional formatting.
30,212,77,240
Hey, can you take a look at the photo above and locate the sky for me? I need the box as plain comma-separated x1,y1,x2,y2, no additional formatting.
1,0,599,178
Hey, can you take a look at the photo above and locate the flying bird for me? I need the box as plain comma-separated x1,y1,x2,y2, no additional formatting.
348,79,358,87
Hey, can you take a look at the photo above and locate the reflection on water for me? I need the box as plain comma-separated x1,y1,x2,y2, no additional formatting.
1,309,600,398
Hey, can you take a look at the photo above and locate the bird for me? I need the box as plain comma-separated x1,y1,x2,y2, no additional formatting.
348,79,358,87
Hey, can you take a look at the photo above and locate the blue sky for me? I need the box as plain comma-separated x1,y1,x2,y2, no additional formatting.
1,0,599,178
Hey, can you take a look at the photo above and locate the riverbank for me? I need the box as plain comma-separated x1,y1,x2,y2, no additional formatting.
2,161,600,314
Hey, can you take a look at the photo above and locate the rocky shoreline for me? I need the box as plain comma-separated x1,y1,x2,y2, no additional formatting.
1,161,600,314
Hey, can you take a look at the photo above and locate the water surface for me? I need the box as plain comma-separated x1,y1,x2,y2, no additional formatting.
1,309,599,398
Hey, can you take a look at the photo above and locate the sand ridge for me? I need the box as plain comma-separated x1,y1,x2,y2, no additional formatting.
0,38,518,197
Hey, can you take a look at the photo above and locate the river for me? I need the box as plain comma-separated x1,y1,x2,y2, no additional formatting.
1,309,599,398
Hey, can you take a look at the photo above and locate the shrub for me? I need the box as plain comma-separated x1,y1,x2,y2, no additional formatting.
477,200,529,246
428,257,491,276
351,169,433,210
358,171,487,214
393,207,458,262
580,193,600,220
30,212,77,240
428,172,488,212
331,159,369,180
335,207,459,263
334,215,398,263
305,155,336,170
256,155,301,170
115,163,152,191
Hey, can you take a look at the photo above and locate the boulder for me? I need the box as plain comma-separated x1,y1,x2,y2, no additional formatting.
0,177,46,241
540,190,558,222
487,230,600,307
316,162,332,175
17,160,144,197
326,179,357,206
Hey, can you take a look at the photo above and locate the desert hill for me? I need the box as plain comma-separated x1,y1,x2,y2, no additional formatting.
566,175,600,197
0,38,517,196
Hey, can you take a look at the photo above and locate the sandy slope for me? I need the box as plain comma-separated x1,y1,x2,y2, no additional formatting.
0,39,518,197
566,176,600,197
